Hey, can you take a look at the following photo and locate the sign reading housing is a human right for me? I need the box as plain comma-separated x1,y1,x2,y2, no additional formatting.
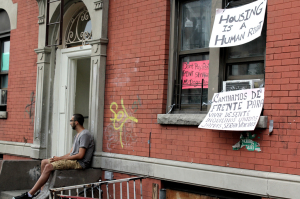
209,0,267,48
199,88,264,131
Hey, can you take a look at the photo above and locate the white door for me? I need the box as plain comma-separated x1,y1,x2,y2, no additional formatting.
52,46,92,157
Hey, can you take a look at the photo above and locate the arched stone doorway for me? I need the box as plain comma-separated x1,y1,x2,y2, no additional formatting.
33,0,108,159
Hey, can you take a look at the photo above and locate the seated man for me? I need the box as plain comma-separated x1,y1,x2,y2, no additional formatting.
13,114,95,199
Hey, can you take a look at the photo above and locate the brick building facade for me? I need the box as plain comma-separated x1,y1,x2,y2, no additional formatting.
0,0,38,147
1,0,300,198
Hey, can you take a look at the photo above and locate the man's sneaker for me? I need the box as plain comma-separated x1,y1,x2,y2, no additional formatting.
12,192,32,199
32,190,40,198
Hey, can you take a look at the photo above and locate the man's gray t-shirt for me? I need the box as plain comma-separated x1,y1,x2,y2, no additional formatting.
70,129,95,169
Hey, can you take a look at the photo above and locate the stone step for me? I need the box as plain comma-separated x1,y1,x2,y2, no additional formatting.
0,190,27,199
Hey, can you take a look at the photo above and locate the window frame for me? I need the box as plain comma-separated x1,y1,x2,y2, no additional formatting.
167,0,222,114
173,0,211,113
0,33,10,111
167,0,266,114
224,0,266,83
0,9,11,114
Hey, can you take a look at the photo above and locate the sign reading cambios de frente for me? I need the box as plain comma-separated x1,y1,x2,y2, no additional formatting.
198,88,264,131
209,0,267,48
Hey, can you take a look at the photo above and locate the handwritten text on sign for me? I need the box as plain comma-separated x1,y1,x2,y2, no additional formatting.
198,88,264,131
182,60,209,89
209,0,267,48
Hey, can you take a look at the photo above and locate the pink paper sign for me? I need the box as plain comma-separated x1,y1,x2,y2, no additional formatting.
182,60,209,89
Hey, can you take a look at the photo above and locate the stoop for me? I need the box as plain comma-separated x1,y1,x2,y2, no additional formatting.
0,160,41,191
0,160,101,199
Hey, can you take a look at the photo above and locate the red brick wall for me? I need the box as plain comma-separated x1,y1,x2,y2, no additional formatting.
3,154,31,160
0,0,38,143
104,0,300,176
264,0,300,175
104,0,170,154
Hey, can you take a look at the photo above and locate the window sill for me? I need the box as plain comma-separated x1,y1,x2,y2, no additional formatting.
157,114,268,128
0,111,7,119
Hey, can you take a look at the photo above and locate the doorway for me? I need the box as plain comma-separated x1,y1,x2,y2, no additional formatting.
74,58,91,132
52,46,92,157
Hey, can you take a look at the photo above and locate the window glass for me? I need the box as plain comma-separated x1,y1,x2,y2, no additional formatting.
225,0,266,86
0,9,10,110
179,54,209,111
1,75,8,88
174,0,211,112
0,10,11,33
1,41,10,71
0,40,9,108
1,89,7,104
181,0,211,50
65,8,92,48
228,62,264,76
227,25,266,59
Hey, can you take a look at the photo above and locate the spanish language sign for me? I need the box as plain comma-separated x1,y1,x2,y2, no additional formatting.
209,0,267,48
182,60,209,89
198,88,264,131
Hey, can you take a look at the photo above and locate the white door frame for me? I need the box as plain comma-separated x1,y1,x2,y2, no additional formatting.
52,45,92,156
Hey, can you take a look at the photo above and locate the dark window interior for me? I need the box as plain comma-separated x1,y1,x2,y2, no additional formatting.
163,181,261,199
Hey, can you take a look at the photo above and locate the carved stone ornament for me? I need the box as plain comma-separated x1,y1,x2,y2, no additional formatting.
38,15,45,24
94,1,103,10
39,52,44,60
93,44,99,53
36,0,45,24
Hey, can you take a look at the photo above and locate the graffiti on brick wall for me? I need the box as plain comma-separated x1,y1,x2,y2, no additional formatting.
232,132,261,152
105,97,141,149
24,91,35,123
132,95,142,113
105,120,139,150
110,99,138,148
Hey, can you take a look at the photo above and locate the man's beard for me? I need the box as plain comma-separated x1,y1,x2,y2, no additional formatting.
71,123,76,130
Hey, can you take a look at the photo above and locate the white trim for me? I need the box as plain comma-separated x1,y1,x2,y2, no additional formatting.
0,140,32,157
94,152,300,199
52,46,92,156
61,45,92,57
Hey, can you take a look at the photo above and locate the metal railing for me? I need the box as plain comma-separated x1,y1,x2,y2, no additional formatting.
49,177,145,199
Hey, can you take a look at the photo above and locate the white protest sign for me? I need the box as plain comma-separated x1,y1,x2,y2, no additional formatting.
199,88,264,131
209,0,267,48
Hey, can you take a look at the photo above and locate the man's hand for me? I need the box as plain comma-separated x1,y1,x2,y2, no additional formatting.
49,148,86,163
50,156,62,163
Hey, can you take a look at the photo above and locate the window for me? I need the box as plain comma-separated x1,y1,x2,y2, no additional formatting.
0,9,10,112
168,0,266,114
173,0,212,113
224,0,266,87
65,8,92,48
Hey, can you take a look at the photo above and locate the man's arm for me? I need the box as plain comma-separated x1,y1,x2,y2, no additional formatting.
60,147,73,158
50,148,86,162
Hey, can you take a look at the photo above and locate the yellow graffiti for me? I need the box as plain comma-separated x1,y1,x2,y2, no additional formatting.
110,99,138,148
